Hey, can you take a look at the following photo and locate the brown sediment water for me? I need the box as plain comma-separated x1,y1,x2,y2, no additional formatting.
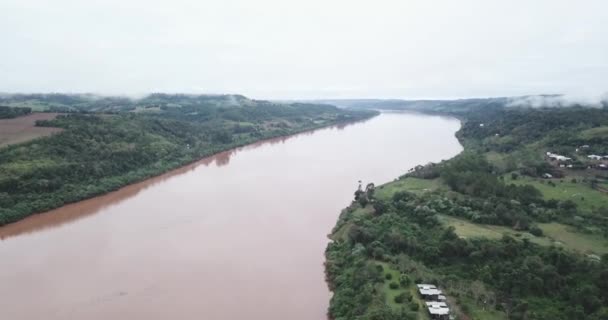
0,112,462,320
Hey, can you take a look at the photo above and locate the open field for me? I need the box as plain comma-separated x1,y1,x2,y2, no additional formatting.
438,215,552,246
485,151,510,171
376,177,445,200
0,113,62,148
580,126,608,139
376,261,430,320
4,100,69,112
440,215,608,255
538,222,608,255
507,175,607,212
459,297,507,320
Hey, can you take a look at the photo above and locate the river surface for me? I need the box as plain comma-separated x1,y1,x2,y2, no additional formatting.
0,112,462,320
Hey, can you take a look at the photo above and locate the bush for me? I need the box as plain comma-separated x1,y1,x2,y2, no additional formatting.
399,274,411,287
530,226,543,237
389,282,399,290
385,273,393,280
409,302,420,311
394,292,407,304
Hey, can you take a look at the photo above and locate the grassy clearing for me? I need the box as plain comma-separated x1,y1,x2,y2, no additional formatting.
580,126,608,139
459,297,507,320
438,215,552,246
351,205,373,217
485,151,510,171
507,175,607,212
376,261,429,320
440,215,608,255
5,101,67,112
331,205,373,241
376,178,444,200
539,222,608,255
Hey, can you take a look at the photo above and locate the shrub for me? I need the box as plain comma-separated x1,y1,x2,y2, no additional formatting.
409,302,419,311
530,226,543,237
385,273,393,280
389,282,399,290
394,292,407,304
399,274,411,287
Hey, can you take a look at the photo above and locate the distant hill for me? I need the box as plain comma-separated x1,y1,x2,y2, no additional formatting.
0,93,264,113
309,94,607,114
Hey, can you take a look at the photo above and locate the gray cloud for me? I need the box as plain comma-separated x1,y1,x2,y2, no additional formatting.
507,93,608,108
0,0,607,100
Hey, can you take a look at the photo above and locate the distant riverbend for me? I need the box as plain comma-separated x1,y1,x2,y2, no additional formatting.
0,112,462,320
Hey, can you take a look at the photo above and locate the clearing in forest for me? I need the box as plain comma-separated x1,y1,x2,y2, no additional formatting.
0,113,62,148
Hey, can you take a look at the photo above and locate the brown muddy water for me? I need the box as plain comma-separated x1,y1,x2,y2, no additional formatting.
0,112,462,320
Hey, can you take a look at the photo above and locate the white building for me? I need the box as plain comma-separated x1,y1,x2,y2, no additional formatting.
426,302,450,320
546,152,572,162
588,155,603,160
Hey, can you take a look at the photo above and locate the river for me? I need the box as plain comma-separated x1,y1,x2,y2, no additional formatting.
0,112,462,320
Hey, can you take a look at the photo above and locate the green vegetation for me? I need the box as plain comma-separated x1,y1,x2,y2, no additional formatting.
580,126,608,140
508,175,606,212
326,103,608,320
539,223,608,255
438,215,554,247
0,94,377,226
376,178,445,200
0,105,31,119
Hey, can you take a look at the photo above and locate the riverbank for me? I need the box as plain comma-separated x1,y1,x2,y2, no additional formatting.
0,103,377,227
324,106,608,320
0,115,375,240
0,112,463,320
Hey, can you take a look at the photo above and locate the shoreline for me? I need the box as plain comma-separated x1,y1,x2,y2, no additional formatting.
0,114,377,239
323,110,464,319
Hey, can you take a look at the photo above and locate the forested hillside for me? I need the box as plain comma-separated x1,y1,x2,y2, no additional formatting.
326,104,608,320
0,105,32,119
0,94,377,226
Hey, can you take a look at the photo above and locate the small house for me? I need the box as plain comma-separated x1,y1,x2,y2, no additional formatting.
546,152,572,162
426,301,449,309
417,284,442,300
427,303,450,320
542,173,553,179
588,155,603,160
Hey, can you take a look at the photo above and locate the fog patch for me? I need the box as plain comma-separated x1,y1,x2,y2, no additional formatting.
507,93,608,108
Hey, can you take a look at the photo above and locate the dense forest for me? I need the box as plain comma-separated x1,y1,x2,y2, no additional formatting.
0,94,377,226
326,104,608,319
0,105,32,119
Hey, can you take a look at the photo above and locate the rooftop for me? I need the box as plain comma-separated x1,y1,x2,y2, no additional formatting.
419,288,443,295
417,284,436,289
426,301,448,308
428,307,450,315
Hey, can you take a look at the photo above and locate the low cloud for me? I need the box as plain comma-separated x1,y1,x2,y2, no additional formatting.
507,93,608,108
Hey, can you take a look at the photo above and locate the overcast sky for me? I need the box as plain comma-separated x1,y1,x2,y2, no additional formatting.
1,0,607,100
